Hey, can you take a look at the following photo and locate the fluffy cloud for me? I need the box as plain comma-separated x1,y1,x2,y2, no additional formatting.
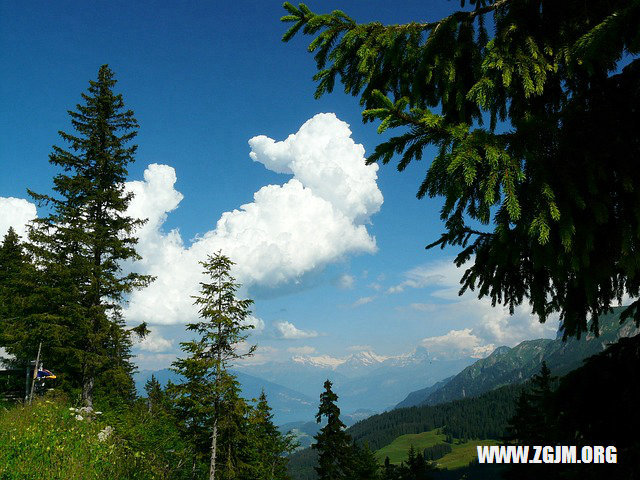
241,315,265,334
0,347,11,367
237,345,280,366
0,197,37,239
421,328,495,359
249,113,382,223
393,259,559,351
137,329,173,353
134,353,178,370
274,321,319,340
124,113,383,325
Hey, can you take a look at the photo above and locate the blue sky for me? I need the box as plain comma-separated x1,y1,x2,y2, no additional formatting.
0,1,558,370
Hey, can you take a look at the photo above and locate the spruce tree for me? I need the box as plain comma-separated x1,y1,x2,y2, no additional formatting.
400,445,434,480
351,442,382,480
281,1,640,338
0,228,34,365
170,252,255,480
0,228,27,332
144,374,164,414
507,362,556,445
313,380,354,480
245,390,296,480
23,65,152,407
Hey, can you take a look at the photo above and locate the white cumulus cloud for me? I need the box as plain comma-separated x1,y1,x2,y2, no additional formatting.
393,259,559,351
421,328,495,359
274,321,319,340
241,315,266,334
124,113,383,326
137,329,173,353
0,197,37,239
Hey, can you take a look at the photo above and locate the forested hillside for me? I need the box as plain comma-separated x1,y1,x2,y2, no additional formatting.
399,307,639,407
287,384,521,478
349,384,522,451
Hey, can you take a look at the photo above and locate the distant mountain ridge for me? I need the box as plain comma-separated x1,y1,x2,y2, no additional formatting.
394,376,453,409
238,346,476,414
133,368,317,425
397,306,640,408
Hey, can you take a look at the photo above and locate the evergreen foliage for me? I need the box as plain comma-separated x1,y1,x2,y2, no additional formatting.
348,383,522,450
311,380,381,479
506,361,555,444
282,1,640,338
350,442,382,480
169,252,255,480
313,380,355,479
0,227,33,363
2,65,152,407
144,374,165,414
245,390,297,480
506,337,640,479
422,443,452,462
381,446,435,480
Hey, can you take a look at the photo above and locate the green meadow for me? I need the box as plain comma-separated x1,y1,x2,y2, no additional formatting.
375,428,500,470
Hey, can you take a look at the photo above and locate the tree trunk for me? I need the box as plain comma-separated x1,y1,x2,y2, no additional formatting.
209,418,218,480
82,374,94,409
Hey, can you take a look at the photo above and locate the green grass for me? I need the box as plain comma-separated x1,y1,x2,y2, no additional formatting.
435,440,500,469
0,396,157,479
375,429,500,470
375,429,446,464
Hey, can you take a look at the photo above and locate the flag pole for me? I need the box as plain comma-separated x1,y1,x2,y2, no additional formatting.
28,342,42,405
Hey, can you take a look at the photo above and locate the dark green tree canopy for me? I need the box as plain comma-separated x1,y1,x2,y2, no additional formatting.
282,1,640,338
313,380,355,480
19,64,152,406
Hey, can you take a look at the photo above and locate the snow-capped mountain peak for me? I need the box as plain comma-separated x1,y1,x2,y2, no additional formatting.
291,354,344,369
291,350,388,372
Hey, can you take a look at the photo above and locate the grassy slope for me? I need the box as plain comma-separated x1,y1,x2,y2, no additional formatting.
0,397,154,480
375,429,445,463
436,440,500,469
375,428,499,469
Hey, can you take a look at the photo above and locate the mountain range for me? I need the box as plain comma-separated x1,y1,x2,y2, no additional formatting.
134,346,477,425
236,347,476,413
396,306,640,408
133,368,317,425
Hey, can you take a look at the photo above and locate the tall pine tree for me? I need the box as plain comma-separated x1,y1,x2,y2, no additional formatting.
24,65,152,407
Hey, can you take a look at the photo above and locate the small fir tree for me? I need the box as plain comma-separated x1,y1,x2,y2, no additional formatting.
507,361,556,445
170,252,255,480
144,374,164,414
351,442,382,480
245,390,297,480
313,380,354,480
